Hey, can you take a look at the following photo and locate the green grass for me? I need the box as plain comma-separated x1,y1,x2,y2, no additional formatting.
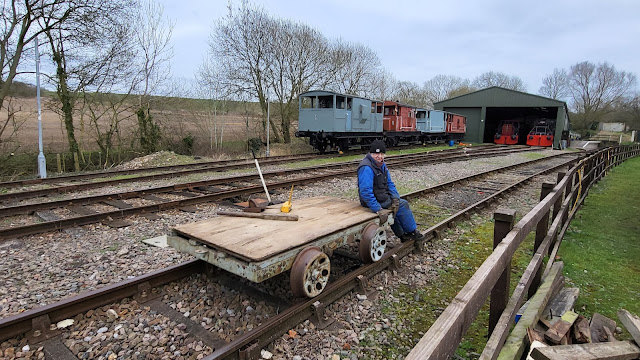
558,156,640,322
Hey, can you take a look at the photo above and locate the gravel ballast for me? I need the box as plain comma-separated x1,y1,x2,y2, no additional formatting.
1,148,572,359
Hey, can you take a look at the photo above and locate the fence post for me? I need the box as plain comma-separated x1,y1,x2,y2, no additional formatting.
529,182,554,298
554,172,565,220
489,208,516,335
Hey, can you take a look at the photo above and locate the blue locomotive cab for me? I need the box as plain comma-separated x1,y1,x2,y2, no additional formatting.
296,90,383,152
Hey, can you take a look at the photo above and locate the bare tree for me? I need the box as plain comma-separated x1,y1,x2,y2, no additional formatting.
197,60,233,151
134,0,174,154
391,80,427,107
368,69,398,101
0,0,84,112
265,19,329,143
621,93,640,131
325,39,382,97
539,68,569,100
567,61,637,131
207,0,275,140
40,0,136,168
423,74,472,107
472,71,527,92
0,96,28,153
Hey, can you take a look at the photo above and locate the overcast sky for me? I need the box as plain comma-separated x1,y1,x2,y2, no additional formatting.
157,0,640,95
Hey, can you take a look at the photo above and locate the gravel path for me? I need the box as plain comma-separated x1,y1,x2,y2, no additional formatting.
0,148,570,359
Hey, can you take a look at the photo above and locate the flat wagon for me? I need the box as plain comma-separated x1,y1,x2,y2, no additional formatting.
168,196,392,298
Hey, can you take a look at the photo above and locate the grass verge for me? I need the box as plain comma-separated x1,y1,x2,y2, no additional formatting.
558,156,640,322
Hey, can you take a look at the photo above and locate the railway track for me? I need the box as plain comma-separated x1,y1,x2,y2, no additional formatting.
0,144,496,192
0,146,537,241
0,151,584,359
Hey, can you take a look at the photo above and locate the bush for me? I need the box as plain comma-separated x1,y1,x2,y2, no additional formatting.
180,134,195,155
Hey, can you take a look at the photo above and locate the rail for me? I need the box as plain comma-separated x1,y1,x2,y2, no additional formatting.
405,144,640,359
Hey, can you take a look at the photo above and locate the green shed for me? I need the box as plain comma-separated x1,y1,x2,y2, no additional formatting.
434,86,571,149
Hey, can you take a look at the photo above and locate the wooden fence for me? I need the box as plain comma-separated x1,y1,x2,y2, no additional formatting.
405,144,640,360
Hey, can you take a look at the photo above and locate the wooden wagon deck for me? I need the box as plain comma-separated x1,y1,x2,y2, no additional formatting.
173,196,377,262
168,196,389,285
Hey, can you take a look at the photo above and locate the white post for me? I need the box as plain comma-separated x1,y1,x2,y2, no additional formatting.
35,36,47,178
266,94,270,157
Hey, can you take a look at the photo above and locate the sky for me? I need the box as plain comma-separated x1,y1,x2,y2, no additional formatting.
157,0,640,95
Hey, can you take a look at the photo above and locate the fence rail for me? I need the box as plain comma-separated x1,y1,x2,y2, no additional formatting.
405,144,640,360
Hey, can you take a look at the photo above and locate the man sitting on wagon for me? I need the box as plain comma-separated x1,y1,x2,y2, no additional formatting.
357,139,425,242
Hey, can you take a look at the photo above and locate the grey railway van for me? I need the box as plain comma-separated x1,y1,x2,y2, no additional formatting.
298,90,383,133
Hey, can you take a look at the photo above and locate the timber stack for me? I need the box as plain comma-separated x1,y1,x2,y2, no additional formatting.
498,262,640,360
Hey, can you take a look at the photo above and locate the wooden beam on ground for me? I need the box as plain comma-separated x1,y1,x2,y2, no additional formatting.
530,340,640,360
573,315,592,344
545,310,579,344
617,309,640,345
543,287,579,323
591,313,617,343
496,262,564,360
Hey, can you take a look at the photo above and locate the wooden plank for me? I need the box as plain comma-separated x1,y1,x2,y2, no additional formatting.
617,309,640,346
573,315,592,344
217,211,298,221
545,310,579,344
173,197,377,262
591,313,617,343
530,340,640,360
496,262,564,360
543,287,579,323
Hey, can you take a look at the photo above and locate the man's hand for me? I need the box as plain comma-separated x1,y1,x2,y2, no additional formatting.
377,209,391,224
391,198,400,215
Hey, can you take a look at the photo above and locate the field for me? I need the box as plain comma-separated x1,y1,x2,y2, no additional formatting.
0,95,267,156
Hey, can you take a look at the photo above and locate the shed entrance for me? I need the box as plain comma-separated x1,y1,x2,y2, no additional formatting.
483,107,558,144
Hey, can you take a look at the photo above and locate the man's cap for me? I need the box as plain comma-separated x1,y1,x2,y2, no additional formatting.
370,139,386,154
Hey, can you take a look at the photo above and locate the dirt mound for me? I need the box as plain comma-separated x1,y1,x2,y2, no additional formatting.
114,151,196,170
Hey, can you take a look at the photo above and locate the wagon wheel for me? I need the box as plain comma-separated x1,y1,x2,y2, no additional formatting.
290,247,331,298
359,222,387,263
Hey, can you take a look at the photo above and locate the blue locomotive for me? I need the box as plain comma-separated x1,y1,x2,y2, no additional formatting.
295,90,466,152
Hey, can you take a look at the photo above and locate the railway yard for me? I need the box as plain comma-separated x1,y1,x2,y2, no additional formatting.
0,145,605,359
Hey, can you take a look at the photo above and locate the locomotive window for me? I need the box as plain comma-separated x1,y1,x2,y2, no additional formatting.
300,96,314,109
336,96,345,109
318,95,333,109
346,97,352,110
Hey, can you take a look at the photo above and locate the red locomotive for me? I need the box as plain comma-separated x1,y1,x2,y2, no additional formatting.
526,120,554,147
494,119,521,145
